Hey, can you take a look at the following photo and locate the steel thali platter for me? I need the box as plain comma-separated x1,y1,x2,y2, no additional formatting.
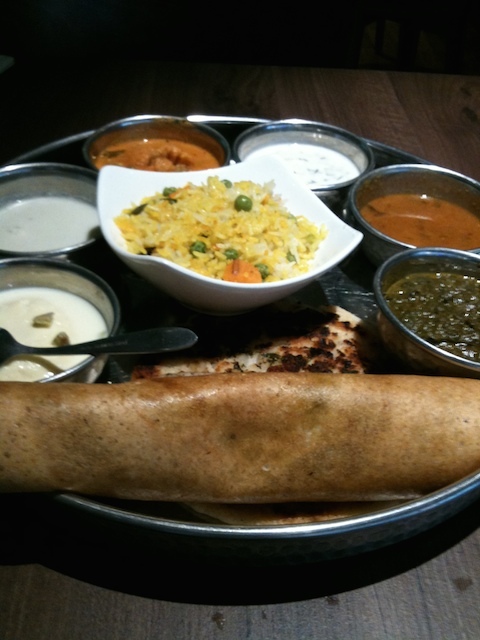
5,116,479,566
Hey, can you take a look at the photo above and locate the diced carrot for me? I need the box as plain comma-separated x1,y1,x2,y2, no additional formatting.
222,259,262,283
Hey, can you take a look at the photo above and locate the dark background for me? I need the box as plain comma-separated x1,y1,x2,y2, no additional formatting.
2,1,480,73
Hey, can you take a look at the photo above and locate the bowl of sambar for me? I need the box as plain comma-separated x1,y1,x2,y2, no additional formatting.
347,163,480,266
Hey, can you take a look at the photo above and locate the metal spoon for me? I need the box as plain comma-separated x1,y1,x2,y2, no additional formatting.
0,326,198,364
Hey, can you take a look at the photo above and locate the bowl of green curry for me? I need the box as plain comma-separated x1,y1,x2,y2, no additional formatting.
373,247,480,379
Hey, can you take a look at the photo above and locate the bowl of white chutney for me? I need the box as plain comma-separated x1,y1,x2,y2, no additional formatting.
0,162,100,260
233,119,375,210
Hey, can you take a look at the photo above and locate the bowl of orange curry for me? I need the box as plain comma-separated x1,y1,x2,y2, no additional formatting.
347,163,480,266
83,115,231,173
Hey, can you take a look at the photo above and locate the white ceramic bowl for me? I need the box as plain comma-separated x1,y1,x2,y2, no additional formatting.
97,156,363,315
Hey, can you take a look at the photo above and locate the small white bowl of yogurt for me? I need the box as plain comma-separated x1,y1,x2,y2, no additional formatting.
0,258,120,383
233,120,375,211
0,163,100,260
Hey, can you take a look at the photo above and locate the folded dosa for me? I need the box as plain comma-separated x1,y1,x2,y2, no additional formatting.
1,373,480,502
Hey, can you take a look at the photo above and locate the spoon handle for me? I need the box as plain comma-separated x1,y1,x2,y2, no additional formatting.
18,327,198,357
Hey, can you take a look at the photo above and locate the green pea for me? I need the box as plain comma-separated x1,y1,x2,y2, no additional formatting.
163,187,177,197
222,179,233,188
286,250,297,263
190,240,207,255
224,248,239,260
234,194,253,211
129,203,147,216
255,263,269,280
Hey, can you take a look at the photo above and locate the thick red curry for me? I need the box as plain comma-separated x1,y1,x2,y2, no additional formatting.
92,138,221,172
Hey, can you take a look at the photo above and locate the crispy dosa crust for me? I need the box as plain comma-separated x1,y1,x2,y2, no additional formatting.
132,304,387,378
1,373,480,502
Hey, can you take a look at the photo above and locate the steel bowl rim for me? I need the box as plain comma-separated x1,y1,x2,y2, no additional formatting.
0,161,98,179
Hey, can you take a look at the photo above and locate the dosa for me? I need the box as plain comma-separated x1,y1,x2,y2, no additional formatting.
1,372,480,502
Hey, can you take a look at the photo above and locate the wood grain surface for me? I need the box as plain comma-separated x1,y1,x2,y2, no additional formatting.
1,58,480,640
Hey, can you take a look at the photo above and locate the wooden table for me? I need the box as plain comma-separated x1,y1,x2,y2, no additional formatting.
1,59,480,639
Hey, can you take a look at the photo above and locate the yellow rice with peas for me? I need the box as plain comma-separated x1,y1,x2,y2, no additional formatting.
114,176,327,283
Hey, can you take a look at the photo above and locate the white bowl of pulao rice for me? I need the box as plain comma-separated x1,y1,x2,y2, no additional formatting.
97,156,363,314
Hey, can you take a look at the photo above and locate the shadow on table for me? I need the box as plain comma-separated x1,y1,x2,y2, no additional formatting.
1,493,480,605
